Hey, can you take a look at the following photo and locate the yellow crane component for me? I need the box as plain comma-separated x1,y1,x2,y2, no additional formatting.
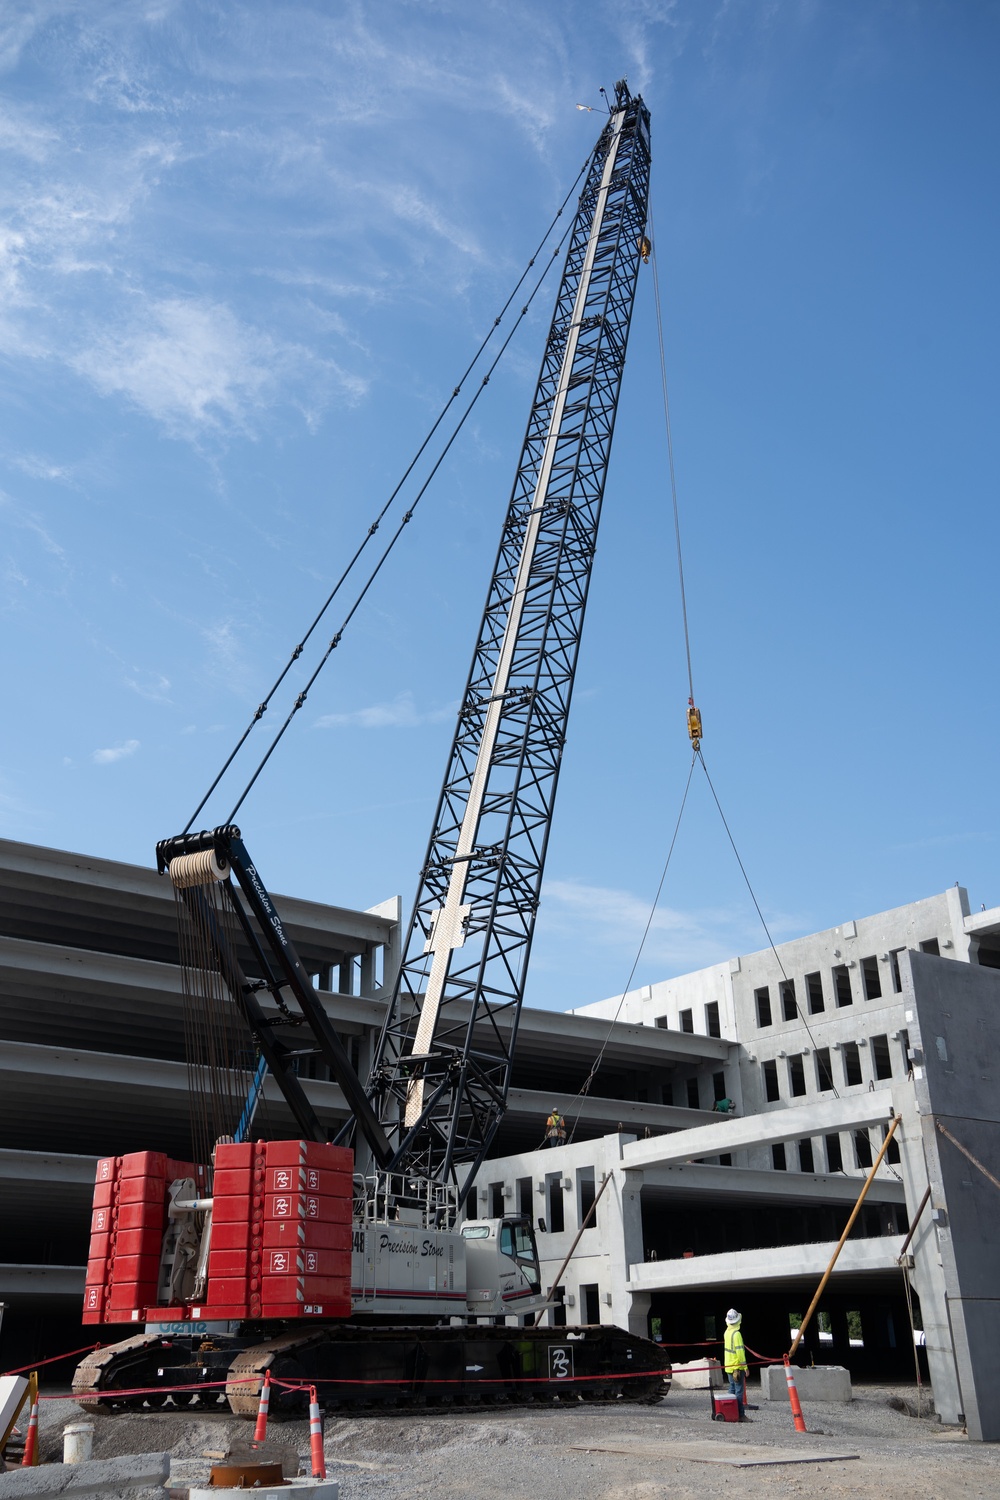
639,234,652,263
687,699,702,751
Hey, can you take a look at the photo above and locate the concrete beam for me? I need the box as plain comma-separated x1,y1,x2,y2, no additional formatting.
622,1088,897,1169
0,1451,170,1496
506,1089,721,1134
640,1160,906,1205
628,1233,906,1294
0,1264,85,1297
0,1149,98,1185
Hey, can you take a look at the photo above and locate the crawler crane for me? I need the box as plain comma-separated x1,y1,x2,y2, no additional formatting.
73,81,668,1414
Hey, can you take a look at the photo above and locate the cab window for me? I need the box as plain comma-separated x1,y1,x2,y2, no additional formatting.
499,1225,515,1258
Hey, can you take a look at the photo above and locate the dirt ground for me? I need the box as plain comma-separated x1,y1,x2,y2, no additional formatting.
29,1380,1000,1500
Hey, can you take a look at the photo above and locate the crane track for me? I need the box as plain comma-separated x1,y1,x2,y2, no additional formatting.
73,1326,670,1416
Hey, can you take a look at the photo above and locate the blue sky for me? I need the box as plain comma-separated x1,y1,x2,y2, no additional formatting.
1,1,997,1012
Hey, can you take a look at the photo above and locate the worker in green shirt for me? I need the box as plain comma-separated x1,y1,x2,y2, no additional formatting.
724,1308,750,1420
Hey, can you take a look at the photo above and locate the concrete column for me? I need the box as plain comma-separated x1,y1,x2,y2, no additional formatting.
606,1143,648,1337
892,1086,964,1424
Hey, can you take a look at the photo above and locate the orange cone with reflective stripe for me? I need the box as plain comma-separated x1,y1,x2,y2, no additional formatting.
783,1355,807,1433
308,1386,326,1478
253,1370,270,1444
21,1397,39,1466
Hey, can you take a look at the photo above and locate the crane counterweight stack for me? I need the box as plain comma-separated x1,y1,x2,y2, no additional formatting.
72,81,669,1416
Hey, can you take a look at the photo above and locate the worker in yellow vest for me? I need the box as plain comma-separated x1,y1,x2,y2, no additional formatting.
724,1308,750,1420
544,1109,566,1147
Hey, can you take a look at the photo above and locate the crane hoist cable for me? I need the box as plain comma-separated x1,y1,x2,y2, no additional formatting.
182,157,590,834
221,211,582,826
652,214,844,1102
565,750,698,1143
649,210,701,753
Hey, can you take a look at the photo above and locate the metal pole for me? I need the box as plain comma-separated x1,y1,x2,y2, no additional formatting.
896,1184,931,1261
536,1171,614,1318
936,1119,1000,1194
788,1113,901,1359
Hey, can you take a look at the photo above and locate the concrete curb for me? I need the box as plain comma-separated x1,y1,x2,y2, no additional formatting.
0,1452,169,1497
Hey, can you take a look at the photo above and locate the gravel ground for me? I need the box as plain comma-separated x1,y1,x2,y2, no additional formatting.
27,1381,1000,1500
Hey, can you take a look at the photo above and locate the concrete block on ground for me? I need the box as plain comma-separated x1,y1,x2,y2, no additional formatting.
0,1452,169,1497
668,1357,724,1389
760,1364,851,1403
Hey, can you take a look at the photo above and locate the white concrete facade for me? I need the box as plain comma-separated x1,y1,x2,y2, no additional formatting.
478,888,1000,1441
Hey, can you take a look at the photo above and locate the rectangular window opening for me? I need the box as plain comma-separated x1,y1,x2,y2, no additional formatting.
826,1133,844,1172
833,965,853,1007
788,1054,806,1097
814,1047,834,1092
883,1125,901,1165
679,1008,694,1034
517,1177,532,1219
755,986,772,1028
762,1059,781,1103
712,1070,727,1103
580,1282,601,1326
686,1077,700,1110
798,1139,815,1173
545,1174,565,1234
806,971,825,1014
772,1142,787,1171
780,979,798,1020
842,1041,863,1087
854,1129,873,1169
705,1001,721,1038
920,938,940,956
871,1033,893,1081
654,1015,669,1029
578,1170,597,1231
489,1182,504,1218
889,950,904,993
861,956,882,1000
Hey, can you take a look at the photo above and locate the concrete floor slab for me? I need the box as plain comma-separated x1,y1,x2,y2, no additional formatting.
570,1440,859,1467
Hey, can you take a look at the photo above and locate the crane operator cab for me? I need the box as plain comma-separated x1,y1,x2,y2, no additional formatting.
461,1215,546,1319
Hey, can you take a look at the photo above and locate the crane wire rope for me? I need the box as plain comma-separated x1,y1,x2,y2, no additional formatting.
649,209,695,705
562,216,701,1142
223,216,581,826
183,158,591,833
565,752,697,1143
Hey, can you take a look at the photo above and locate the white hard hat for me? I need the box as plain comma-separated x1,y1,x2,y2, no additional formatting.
725,1308,741,1324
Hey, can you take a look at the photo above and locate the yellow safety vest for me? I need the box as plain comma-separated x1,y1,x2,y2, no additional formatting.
724,1324,746,1374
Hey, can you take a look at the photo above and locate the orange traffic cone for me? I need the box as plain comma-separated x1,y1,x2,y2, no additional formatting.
253,1370,271,1444
783,1355,807,1433
21,1396,39,1466
308,1386,326,1479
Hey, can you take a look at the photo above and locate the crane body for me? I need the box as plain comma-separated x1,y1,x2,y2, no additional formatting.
71,82,669,1415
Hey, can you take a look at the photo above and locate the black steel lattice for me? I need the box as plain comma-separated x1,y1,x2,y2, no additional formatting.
364,82,651,1208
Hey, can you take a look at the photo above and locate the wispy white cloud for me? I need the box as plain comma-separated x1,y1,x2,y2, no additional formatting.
0,489,68,563
316,691,455,730
541,876,796,975
92,737,140,764
124,669,171,703
72,298,285,436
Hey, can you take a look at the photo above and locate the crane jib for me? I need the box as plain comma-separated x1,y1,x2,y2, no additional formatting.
403,105,630,1126
372,80,652,1198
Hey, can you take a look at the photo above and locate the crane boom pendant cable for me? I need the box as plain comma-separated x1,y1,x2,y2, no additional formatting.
183,159,590,834
222,215,580,827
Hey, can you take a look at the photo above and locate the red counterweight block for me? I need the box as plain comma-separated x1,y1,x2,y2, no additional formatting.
204,1139,267,1318
83,1156,121,1323
259,1142,353,1319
